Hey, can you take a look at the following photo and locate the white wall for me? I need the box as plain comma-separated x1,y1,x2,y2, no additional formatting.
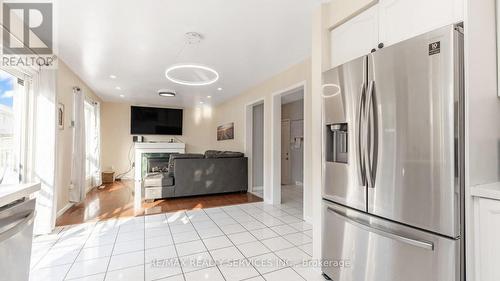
282,99,304,120
56,60,102,212
310,3,328,262
211,59,312,210
100,102,213,178
465,0,500,186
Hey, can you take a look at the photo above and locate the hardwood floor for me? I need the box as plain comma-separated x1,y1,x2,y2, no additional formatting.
56,180,262,226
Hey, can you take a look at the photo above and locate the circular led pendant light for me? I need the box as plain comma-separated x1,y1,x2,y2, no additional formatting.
165,64,219,86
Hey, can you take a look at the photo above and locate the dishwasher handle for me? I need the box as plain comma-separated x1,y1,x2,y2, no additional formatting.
0,210,35,244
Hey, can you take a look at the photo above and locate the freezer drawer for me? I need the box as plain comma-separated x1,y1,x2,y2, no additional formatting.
322,200,460,281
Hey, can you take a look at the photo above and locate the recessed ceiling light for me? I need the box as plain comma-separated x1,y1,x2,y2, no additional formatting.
165,64,219,86
200,101,204,104
158,89,176,97
217,87,222,91
207,96,212,98
115,86,121,90
110,75,117,79
119,94,124,98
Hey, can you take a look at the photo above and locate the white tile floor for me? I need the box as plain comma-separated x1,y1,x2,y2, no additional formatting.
252,184,304,206
30,193,324,281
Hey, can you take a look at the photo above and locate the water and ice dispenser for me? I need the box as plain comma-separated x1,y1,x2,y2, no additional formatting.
326,123,348,164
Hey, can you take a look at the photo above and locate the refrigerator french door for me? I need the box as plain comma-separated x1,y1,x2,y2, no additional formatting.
322,24,464,281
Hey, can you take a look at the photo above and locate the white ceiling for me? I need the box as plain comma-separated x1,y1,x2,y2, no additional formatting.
56,0,320,108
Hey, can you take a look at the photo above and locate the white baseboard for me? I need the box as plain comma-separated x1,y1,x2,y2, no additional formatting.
304,215,313,224
251,186,263,191
57,202,74,217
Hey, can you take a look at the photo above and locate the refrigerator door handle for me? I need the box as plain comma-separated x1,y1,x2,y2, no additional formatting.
365,80,378,188
326,206,434,251
357,82,367,186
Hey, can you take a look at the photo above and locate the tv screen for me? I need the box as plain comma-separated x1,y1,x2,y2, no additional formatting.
131,106,183,135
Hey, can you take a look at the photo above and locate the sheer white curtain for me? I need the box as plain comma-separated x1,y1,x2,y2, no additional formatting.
84,99,101,190
32,69,57,235
69,88,86,202
93,102,101,186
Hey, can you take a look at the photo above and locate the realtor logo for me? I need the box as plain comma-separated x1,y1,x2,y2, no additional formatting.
2,2,53,54
1,2,56,68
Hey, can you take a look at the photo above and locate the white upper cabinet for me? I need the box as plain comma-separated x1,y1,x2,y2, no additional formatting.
330,5,379,68
378,0,464,47
329,0,464,68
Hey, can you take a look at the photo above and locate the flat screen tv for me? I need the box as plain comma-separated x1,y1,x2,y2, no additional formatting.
131,106,183,135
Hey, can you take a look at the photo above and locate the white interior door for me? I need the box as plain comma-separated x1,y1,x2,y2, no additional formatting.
281,120,291,185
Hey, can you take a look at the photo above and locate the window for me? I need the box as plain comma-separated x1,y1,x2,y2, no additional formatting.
0,70,28,185
84,99,100,191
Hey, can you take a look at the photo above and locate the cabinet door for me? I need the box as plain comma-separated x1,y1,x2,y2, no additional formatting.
379,0,464,47
330,5,379,68
476,198,500,281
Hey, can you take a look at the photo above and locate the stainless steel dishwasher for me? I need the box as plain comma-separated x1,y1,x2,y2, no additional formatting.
0,198,36,281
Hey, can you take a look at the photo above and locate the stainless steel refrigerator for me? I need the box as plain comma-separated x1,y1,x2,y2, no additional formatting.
321,24,464,281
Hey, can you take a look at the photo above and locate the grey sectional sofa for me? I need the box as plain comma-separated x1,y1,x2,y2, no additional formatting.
143,150,248,200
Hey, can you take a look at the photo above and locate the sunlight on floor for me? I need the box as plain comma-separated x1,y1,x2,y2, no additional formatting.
30,200,323,281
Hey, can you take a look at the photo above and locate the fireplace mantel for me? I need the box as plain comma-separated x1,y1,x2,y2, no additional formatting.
134,142,185,208
134,142,186,181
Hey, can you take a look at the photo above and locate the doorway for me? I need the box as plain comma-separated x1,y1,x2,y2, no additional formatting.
281,119,291,185
244,100,266,199
280,90,304,206
251,102,264,198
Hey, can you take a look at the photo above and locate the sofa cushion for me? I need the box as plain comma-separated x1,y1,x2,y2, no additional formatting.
204,150,221,158
204,150,244,158
167,153,204,176
217,151,244,158
144,172,174,187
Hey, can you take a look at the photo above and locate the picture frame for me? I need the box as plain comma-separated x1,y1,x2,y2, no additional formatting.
57,103,64,130
217,122,234,141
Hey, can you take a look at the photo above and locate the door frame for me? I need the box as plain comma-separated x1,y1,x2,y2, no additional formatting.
271,81,306,206
244,98,265,196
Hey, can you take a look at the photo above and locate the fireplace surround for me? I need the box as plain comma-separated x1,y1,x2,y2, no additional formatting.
133,142,186,208
142,153,176,178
